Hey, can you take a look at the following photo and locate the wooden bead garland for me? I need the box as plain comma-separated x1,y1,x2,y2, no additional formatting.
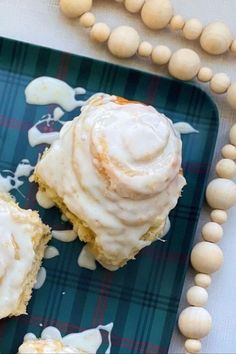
185,339,202,354
186,286,208,307
194,274,211,288
108,26,140,58
201,222,223,243
59,0,236,111
141,0,173,30
206,178,236,210
210,210,227,224
178,122,236,353
178,307,212,339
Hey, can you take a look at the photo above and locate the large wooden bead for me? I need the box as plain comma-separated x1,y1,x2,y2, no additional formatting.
226,83,236,110
141,0,173,30
197,67,213,82
178,307,212,339
108,26,140,58
90,23,111,43
216,158,236,179
186,286,208,307
210,210,227,224
210,73,230,94
59,0,92,18
152,45,171,65
138,41,153,57
230,39,236,54
200,22,233,55
191,241,223,274
221,144,236,160
168,48,201,81
79,12,95,28
206,178,236,210
202,222,223,243
185,339,202,354
229,123,236,146
170,15,185,30
125,0,145,13
194,273,211,288
183,19,203,40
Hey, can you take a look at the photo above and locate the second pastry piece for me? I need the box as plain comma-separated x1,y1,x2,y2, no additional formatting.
33,94,186,270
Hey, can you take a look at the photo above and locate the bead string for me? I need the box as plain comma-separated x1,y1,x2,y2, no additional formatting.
59,1,236,353
178,124,236,354
59,0,236,111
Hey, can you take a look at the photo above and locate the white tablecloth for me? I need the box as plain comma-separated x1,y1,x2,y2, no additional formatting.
1,0,236,352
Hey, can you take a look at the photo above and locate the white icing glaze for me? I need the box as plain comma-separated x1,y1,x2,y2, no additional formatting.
0,199,35,318
0,159,34,193
28,126,60,147
20,323,113,354
33,266,46,290
36,190,55,209
160,216,171,237
44,246,59,259
173,122,198,134
78,245,96,270
25,77,86,111
35,95,186,269
52,229,77,242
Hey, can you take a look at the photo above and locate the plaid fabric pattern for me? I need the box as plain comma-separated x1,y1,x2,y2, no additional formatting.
0,37,218,354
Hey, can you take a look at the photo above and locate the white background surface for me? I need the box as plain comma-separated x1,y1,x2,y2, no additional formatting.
0,0,236,352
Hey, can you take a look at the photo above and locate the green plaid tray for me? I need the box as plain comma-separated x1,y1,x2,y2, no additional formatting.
0,37,218,354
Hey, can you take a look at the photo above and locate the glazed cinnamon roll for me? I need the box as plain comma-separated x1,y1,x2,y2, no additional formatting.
0,193,50,319
33,94,186,270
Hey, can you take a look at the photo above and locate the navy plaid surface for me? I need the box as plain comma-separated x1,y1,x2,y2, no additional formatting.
0,37,218,354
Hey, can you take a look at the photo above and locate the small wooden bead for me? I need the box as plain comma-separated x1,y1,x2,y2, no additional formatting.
210,73,231,94
194,273,211,288
178,307,212,339
202,222,223,243
186,286,208,307
125,0,145,13
185,339,202,354
90,23,111,43
59,0,92,19
108,26,140,58
210,209,227,224
226,83,236,110
79,12,95,28
197,67,213,82
141,0,173,30
230,123,236,146
200,22,233,55
191,241,223,274
206,178,236,210
152,45,171,65
183,19,203,40
222,144,236,160
230,39,236,54
216,158,236,179
138,41,153,57
170,15,185,30
168,48,201,81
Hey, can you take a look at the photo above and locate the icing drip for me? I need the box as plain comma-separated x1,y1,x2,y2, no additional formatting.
52,229,77,242
44,246,59,259
34,267,46,290
25,77,86,111
78,245,97,270
0,159,34,193
20,323,113,354
173,122,198,134
36,190,55,209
